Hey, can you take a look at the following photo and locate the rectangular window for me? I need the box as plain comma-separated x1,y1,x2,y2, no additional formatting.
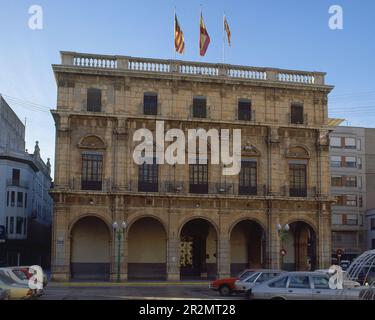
143,93,158,115
189,163,208,194
81,154,103,191
11,191,15,207
289,164,307,197
12,169,20,186
16,217,23,234
23,218,27,235
17,192,23,208
87,88,102,112
24,193,28,208
345,214,358,226
5,217,8,234
6,191,9,206
357,139,362,151
330,156,342,167
238,100,252,121
138,159,158,192
344,137,356,149
239,161,257,195
10,217,14,234
345,156,356,168
290,104,304,124
345,176,357,187
330,137,342,148
371,218,375,230
357,157,362,169
346,195,357,206
193,97,207,118
331,176,342,187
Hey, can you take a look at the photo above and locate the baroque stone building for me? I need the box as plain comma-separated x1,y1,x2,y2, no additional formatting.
51,52,333,281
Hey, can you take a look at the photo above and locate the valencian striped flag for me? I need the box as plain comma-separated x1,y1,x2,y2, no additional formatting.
224,15,231,46
174,14,185,54
199,12,210,56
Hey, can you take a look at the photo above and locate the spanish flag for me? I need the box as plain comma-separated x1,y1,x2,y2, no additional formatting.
175,14,185,54
199,12,210,56
224,15,231,47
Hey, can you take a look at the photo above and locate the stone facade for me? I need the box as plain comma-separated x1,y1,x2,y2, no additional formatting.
50,52,333,281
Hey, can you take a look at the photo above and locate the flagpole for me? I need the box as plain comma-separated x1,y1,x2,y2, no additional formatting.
222,13,225,64
173,6,176,60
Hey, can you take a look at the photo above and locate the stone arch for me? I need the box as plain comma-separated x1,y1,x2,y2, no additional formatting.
70,215,111,280
178,215,219,237
127,216,167,280
78,134,107,149
229,218,267,275
286,145,310,159
126,213,168,237
179,217,218,279
281,219,317,271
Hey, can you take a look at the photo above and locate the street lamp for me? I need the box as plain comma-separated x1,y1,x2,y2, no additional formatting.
113,221,127,282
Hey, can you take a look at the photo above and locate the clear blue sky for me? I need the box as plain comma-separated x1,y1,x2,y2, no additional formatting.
0,0,375,177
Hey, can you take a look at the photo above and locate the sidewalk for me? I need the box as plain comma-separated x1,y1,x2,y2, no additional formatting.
49,280,211,287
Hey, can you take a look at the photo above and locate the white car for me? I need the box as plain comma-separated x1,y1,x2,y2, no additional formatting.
234,270,284,296
0,268,44,297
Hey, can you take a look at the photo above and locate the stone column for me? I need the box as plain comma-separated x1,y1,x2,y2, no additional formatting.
217,235,231,278
167,236,180,281
267,203,281,269
267,126,281,196
317,203,332,269
51,205,70,281
167,213,180,281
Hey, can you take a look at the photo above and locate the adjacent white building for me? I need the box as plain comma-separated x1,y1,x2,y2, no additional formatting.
0,95,53,267
329,126,366,261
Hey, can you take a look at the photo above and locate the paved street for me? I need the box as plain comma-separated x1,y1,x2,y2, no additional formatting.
39,282,244,300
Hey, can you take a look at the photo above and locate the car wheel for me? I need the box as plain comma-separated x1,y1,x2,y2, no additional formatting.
219,285,232,296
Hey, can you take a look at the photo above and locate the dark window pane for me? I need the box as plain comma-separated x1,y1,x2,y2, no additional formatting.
193,97,207,118
189,163,208,193
17,192,23,208
144,93,158,115
10,217,14,234
289,164,307,197
87,88,102,112
138,158,158,192
239,161,257,195
12,169,20,186
16,217,23,235
81,154,103,190
291,104,304,124
11,191,15,207
238,100,252,121
288,276,310,289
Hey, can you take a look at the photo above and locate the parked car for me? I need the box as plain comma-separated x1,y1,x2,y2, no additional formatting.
0,268,44,297
12,266,48,288
209,269,258,296
248,271,363,300
0,273,34,300
234,270,284,296
0,288,10,300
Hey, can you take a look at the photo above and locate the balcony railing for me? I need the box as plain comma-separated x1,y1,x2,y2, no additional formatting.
64,177,321,198
6,179,29,189
60,52,327,86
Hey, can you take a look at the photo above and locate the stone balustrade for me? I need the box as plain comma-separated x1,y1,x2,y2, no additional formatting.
60,51,326,85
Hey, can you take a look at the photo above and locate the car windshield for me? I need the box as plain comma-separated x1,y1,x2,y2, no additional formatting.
244,273,260,283
0,272,15,285
12,270,28,280
239,271,256,280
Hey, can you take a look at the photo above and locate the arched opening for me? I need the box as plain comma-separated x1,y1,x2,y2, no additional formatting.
282,221,316,271
70,216,110,280
127,217,167,280
180,219,217,279
230,220,266,275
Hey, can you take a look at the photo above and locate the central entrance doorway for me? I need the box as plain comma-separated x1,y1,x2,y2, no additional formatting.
180,219,217,279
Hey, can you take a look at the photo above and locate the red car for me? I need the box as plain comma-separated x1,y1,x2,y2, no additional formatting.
209,269,257,296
